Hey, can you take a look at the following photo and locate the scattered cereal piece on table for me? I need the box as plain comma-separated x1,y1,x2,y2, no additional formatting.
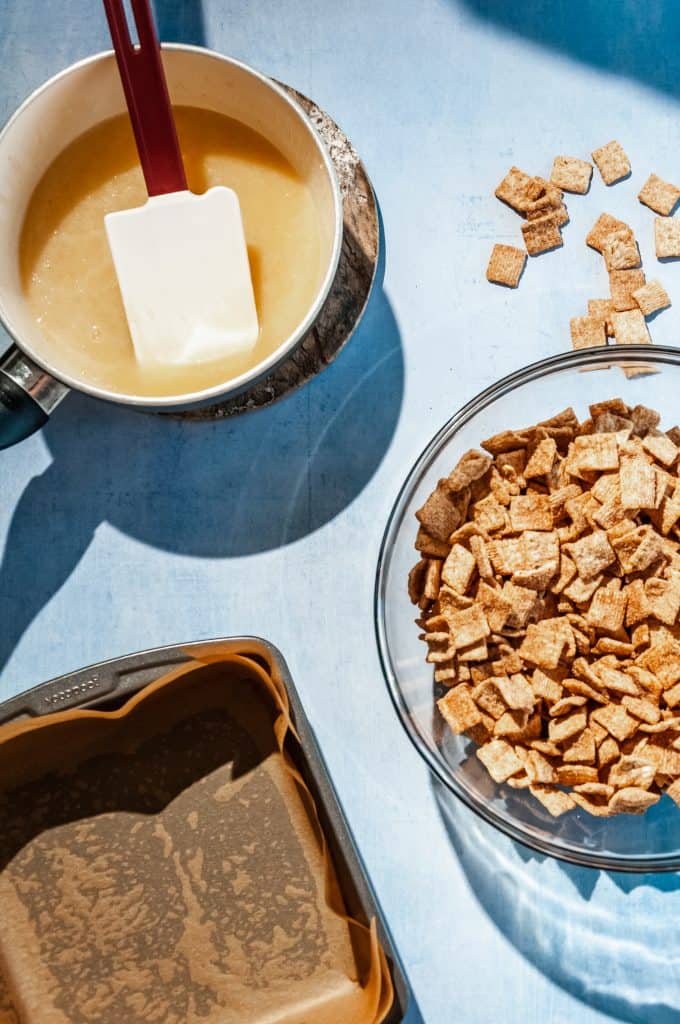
633,279,671,317
654,217,680,259
550,156,593,195
486,243,527,288
570,315,606,352
638,173,680,216
587,299,615,336
609,268,646,311
612,309,651,346
522,213,563,255
494,166,536,214
592,140,631,185
586,213,629,251
602,226,640,271
612,310,655,378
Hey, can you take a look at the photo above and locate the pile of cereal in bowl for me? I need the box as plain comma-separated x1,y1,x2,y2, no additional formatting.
409,398,680,818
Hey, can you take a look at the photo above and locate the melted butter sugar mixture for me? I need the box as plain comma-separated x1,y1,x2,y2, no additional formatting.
20,108,323,398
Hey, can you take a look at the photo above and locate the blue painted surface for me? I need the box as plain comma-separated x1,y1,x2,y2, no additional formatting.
2,2,680,1022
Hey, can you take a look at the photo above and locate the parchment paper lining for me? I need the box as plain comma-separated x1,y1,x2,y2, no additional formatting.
0,643,393,1024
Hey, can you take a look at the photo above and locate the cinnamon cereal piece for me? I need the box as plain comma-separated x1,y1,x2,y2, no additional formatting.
529,785,575,816
638,173,680,216
609,269,646,312
602,227,640,271
494,166,535,213
521,213,563,256
447,450,493,492
591,704,639,742
609,787,660,814
587,213,629,252
446,604,491,650
441,543,477,592
476,738,524,782
633,279,671,317
592,141,631,185
438,685,483,735
570,315,606,352
654,217,680,259
550,155,593,194
486,244,527,288
588,299,615,337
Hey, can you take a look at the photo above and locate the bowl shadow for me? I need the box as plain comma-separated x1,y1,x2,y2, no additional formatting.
432,776,680,1024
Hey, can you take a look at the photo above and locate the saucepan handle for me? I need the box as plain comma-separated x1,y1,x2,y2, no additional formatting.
0,346,69,450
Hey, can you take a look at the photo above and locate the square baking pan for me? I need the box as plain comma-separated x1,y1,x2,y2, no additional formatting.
0,636,408,1023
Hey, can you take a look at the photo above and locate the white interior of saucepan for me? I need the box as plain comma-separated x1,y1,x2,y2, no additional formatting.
0,46,341,405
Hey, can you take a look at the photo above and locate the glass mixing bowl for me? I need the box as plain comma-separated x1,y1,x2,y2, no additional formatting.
375,345,680,871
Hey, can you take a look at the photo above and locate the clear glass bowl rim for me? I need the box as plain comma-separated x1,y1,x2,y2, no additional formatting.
375,344,680,872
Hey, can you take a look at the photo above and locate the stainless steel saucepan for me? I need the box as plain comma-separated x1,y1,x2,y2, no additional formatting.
0,46,343,449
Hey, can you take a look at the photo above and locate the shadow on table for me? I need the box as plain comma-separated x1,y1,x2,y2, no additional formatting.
0,225,403,672
458,0,680,100
153,0,207,46
433,777,680,1023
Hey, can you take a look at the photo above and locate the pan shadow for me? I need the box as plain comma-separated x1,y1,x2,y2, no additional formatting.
153,0,207,47
458,0,680,100
0,224,403,673
432,777,680,1024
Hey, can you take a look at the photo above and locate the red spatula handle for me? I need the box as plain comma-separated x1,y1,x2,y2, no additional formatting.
102,0,187,196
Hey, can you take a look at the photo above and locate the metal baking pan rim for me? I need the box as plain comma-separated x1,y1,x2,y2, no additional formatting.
0,636,409,1023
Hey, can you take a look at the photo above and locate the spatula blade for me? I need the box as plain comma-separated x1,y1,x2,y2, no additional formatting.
105,186,259,366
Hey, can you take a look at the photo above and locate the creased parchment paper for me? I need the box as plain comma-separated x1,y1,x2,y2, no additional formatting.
0,643,394,1024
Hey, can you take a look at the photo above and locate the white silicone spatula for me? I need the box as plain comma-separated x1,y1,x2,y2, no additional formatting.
102,0,258,366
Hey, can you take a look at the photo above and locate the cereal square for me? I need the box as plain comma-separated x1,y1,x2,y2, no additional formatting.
654,217,680,259
486,243,527,288
477,739,524,782
619,455,657,508
442,543,477,593
416,484,463,541
586,585,627,633
592,141,631,185
586,213,628,252
638,173,680,216
587,299,615,336
602,227,640,271
522,213,563,255
612,309,651,346
446,604,491,650
550,155,593,194
494,166,535,213
633,279,671,317
609,269,646,312
530,785,575,816
568,530,616,580
509,493,553,531
570,315,606,352
438,685,483,735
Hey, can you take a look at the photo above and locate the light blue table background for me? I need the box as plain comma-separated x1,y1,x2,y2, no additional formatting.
2,2,680,1021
